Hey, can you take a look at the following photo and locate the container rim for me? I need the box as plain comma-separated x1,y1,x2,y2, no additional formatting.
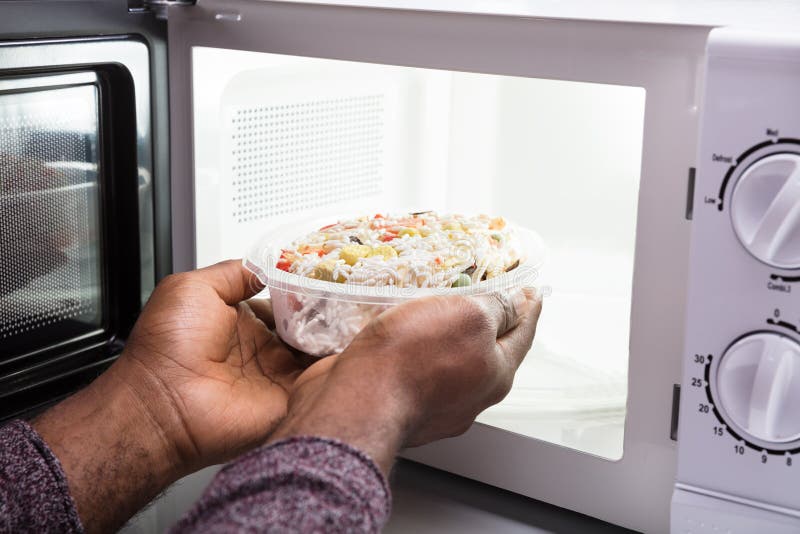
243,213,546,305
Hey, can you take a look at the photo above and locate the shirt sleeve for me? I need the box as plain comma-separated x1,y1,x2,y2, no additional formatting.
171,436,392,534
0,419,83,534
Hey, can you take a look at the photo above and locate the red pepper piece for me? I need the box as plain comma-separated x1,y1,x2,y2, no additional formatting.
276,250,293,271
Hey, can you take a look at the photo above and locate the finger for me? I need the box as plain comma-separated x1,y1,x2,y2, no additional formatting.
256,336,307,390
196,259,266,305
474,288,528,339
496,288,542,369
246,297,276,329
237,303,305,387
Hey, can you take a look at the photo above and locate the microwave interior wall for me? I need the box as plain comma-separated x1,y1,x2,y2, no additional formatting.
193,47,646,460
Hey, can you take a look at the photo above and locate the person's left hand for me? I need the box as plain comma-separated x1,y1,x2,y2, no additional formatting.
117,260,303,468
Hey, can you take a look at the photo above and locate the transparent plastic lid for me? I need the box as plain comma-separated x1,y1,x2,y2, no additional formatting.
243,212,547,305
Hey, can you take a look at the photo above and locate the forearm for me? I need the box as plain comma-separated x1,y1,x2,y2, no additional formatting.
32,361,186,534
268,355,412,475
173,357,403,533
172,437,391,533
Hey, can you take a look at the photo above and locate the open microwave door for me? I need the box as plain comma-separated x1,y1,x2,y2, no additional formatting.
166,2,711,531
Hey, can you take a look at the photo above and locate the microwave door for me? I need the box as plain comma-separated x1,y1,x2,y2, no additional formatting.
0,26,163,421
166,2,709,531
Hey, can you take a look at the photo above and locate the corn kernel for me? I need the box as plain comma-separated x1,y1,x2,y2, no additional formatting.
369,245,398,260
399,228,420,238
313,260,337,282
442,221,462,231
340,244,372,266
317,260,346,283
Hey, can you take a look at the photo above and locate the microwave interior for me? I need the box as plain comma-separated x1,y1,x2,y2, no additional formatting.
192,47,646,460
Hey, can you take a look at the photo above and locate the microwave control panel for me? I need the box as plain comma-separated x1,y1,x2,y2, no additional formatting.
676,27,800,520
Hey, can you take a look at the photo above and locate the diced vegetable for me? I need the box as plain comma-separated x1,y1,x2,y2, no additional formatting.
397,217,424,228
299,244,324,256
398,228,419,237
369,245,398,260
276,211,524,289
276,250,294,271
313,259,345,282
340,244,372,265
489,217,506,230
452,273,471,287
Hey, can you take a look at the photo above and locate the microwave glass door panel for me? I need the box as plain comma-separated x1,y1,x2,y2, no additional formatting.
0,36,154,421
191,47,645,460
0,77,103,356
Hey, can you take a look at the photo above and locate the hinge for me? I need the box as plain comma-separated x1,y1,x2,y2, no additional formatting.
128,0,195,19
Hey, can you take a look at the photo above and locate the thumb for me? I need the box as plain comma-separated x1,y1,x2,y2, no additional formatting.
194,259,265,305
473,288,529,339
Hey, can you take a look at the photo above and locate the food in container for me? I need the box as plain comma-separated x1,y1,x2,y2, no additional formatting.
244,211,545,356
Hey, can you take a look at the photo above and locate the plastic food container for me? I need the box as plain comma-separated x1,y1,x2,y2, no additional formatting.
244,215,546,356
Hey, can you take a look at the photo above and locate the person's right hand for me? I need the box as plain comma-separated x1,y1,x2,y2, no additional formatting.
269,288,542,473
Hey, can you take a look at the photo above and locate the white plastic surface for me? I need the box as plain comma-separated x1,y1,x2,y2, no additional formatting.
186,45,643,461
715,333,800,446
671,488,800,534
676,25,800,515
265,0,800,30
731,153,800,269
170,3,701,530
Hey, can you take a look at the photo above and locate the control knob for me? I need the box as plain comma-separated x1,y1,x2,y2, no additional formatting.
715,333,800,446
730,153,800,269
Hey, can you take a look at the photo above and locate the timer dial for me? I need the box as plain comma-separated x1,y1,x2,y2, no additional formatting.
730,153,800,269
715,333,800,447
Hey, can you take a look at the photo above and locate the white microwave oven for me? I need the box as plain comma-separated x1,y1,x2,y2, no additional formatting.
1,1,799,532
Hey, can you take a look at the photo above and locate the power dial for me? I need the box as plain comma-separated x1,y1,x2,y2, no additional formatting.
713,333,800,450
730,153,800,269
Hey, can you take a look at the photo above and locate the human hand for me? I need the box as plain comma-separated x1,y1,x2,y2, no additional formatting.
269,288,542,474
117,260,303,468
34,260,302,533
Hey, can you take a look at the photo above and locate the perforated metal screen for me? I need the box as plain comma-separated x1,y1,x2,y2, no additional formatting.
229,95,384,223
0,85,102,342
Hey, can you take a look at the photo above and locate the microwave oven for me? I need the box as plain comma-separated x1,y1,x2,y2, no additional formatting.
1,1,799,532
